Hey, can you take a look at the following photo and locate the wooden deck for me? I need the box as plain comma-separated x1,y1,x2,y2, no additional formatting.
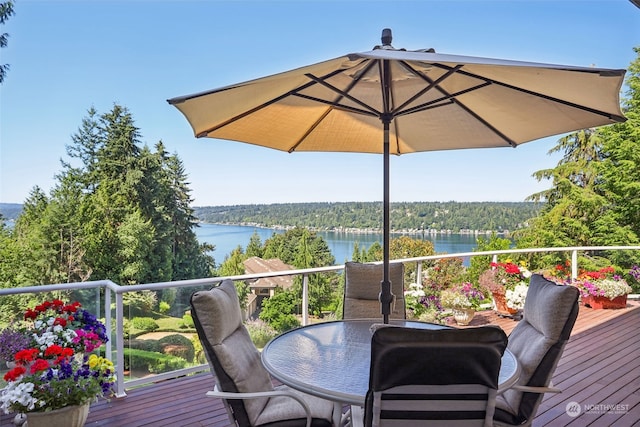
2,300,638,427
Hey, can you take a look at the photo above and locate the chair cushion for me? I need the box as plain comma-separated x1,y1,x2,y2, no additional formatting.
255,385,334,427
495,274,579,422
192,280,336,427
191,280,274,423
344,262,405,319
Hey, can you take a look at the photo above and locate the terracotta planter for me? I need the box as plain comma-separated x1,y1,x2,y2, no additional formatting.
26,403,90,427
452,308,475,326
582,294,628,310
491,291,518,316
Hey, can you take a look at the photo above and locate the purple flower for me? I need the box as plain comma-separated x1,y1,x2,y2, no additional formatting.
0,327,31,362
76,309,109,343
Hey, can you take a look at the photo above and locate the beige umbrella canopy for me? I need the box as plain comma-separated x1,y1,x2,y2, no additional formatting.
168,28,626,323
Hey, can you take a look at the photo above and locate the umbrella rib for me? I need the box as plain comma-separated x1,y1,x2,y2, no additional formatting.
195,68,355,137
488,76,627,122
303,72,382,117
286,106,332,153
395,81,518,147
292,92,380,117
398,82,492,115
391,63,463,115
287,64,385,152
437,65,626,123
386,60,515,147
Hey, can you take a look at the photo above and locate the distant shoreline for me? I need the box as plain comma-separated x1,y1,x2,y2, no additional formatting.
202,221,510,237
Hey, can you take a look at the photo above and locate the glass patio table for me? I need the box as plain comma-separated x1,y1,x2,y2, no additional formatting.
261,319,520,415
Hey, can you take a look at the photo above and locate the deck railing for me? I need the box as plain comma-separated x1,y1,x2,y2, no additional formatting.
1,245,639,398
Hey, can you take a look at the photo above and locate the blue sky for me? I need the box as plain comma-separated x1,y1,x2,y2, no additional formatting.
1,0,638,207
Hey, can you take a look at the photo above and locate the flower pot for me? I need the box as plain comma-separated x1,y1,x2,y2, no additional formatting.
452,308,475,326
491,291,518,316
26,403,90,427
582,294,627,310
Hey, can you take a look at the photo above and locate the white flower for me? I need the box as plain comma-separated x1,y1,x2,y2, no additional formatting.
404,283,425,298
505,283,528,310
594,279,632,299
0,381,39,414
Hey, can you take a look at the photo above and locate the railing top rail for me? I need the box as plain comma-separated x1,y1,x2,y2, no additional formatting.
0,279,117,296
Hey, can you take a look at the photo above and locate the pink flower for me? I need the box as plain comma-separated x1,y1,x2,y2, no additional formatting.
73,330,103,353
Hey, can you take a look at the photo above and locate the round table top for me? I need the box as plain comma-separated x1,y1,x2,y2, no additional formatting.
261,319,519,406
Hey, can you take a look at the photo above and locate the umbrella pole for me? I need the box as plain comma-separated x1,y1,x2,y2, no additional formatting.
380,119,392,324
380,51,393,324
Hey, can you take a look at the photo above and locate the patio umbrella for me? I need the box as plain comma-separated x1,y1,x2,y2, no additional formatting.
167,28,626,323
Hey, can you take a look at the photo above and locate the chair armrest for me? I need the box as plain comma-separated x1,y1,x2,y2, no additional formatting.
206,388,312,427
510,384,562,394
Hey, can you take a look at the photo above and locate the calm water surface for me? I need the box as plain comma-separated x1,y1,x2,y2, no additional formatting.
195,223,478,264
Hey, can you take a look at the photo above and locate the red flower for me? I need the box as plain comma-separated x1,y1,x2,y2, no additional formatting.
503,263,521,275
53,317,67,327
29,359,50,374
24,308,37,320
44,344,64,357
14,348,39,364
63,302,81,313
3,365,26,382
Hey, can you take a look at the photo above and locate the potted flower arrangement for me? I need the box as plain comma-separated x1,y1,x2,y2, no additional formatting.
439,282,486,325
479,261,531,317
0,299,116,427
404,282,442,322
573,266,633,309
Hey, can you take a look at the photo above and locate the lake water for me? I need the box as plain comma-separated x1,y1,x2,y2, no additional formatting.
195,223,479,264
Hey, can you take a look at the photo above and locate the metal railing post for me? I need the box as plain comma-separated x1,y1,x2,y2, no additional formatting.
302,274,309,326
571,250,578,280
105,287,112,358
114,292,126,398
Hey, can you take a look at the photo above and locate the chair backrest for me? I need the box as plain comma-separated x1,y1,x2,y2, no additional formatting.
190,280,274,427
364,326,508,427
343,262,405,319
494,274,579,425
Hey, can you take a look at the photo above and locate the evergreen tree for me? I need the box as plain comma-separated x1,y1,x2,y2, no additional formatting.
598,46,640,265
12,187,57,284
160,147,213,280
0,0,14,83
246,232,263,258
6,105,214,290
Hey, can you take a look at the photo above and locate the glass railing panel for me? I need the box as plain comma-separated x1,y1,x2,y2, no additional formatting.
117,283,213,383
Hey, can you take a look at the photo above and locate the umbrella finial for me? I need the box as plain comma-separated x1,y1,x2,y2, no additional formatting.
381,28,392,46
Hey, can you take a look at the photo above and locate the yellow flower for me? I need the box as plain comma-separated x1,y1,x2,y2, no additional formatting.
88,354,114,371
88,353,99,368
